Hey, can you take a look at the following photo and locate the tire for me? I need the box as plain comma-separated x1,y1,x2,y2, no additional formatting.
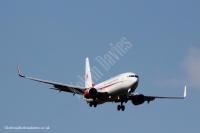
117,105,121,111
94,102,97,107
121,105,125,111
89,102,93,107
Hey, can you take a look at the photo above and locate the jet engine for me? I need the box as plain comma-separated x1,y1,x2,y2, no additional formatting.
130,94,145,105
84,88,98,99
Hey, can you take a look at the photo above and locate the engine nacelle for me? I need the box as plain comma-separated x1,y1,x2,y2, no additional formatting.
84,88,97,99
130,94,145,105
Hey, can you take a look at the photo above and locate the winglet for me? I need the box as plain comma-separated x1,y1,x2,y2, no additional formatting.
17,65,25,77
183,86,187,98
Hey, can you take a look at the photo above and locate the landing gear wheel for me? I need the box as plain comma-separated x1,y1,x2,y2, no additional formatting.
117,104,125,111
117,105,121,111
94,102,97,107
89,101,97,107
121,105,125,111
89,102,93,107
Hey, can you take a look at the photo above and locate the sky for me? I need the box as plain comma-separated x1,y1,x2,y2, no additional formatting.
1,0,200,133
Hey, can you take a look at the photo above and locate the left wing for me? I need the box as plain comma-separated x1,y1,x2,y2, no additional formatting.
17,65,85,95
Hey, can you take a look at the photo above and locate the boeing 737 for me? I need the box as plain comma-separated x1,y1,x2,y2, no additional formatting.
17,58,186,111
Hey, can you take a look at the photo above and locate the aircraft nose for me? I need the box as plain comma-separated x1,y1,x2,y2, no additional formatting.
133,76,139,86
129,75,139,90
128,74,139,84
135,75,139,82
130,75,139,84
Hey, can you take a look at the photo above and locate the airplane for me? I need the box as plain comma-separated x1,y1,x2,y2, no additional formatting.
17,58,186,111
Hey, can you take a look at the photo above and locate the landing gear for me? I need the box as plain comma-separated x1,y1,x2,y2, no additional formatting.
117,105,121,111
94,102,97,107
121,105,125,111
89,102,93,107
117,101,125,111
117,105,125,111
89,101,97,108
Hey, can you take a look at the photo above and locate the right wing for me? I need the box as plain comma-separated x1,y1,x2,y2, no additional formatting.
17,65,85,95
143,86,187,103
112,86,186,104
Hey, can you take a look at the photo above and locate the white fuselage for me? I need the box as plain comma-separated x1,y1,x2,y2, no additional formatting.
84,72,139,104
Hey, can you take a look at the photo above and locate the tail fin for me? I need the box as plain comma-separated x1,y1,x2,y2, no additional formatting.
85,58,93,88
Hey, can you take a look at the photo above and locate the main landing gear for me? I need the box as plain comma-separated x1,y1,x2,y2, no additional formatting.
117,102,125,111
89,101,97,107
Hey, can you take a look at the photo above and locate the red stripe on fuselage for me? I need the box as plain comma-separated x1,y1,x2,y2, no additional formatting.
98,80,128,90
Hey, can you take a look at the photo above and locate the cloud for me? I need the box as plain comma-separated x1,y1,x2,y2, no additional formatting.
183,47,200,88
158,47,200,89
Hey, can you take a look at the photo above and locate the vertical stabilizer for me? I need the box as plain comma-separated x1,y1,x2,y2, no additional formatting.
85,58,93,88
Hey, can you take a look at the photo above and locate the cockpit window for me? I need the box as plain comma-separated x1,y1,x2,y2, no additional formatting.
127,75,138,78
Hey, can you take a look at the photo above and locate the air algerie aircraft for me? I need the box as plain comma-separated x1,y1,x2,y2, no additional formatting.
17,58,186,111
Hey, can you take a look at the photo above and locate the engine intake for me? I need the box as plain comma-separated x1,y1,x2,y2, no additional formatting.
89,88,97,97
131,94,145,105
84,88,97,99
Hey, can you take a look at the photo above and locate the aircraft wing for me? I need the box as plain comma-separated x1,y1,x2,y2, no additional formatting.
112,86,186,104
144,86,187,103
17,66,85,95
